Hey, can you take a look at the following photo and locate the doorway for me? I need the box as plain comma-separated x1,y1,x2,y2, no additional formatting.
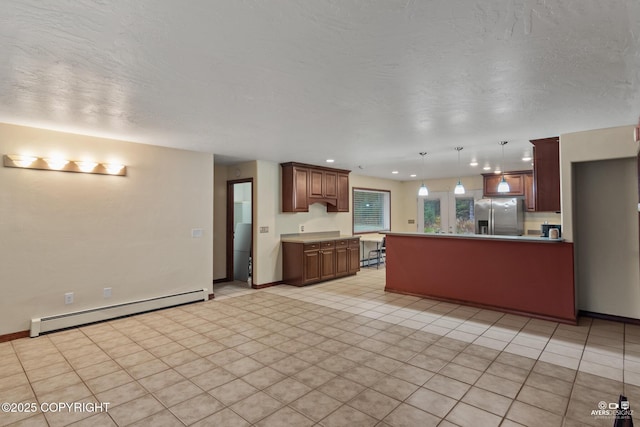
226,179,253,285
574,157,639,317
417,190,481,234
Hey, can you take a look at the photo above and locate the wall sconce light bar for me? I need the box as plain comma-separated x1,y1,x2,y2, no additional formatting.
3,155,126,176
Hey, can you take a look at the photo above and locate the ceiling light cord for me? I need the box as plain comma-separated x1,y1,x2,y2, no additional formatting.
454,147,465,195
418,152,428,196
497,141,510,193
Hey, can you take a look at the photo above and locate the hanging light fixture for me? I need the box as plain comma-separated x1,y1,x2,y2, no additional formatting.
418,152,428,196
454,147,465,195
497,141,510,193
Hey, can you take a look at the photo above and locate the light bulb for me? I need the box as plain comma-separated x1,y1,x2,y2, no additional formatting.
45,158,69,170
75,161,97,172
9,155,37,168
418,184,429,196
105,164,124,174
497,178,510,193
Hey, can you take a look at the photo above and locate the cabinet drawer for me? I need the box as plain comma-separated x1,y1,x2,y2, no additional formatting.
349,239,360,248
336,240,349,247
304,243,320,251
321,241,335,249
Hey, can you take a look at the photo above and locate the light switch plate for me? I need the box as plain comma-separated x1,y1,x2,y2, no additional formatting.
299,225,305,232
260,226,269,233
64,292,74,304
191,228,204,238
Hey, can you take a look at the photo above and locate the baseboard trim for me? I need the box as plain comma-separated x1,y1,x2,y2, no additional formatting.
579,310,640,325
252,281,282,289
0,330,30,343
213,278,229,284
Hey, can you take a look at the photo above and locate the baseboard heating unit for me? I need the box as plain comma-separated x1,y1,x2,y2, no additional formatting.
30,288,208,337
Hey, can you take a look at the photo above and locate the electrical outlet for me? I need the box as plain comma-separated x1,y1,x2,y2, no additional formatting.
299,225,305,233
103,287,112,298
191,228,203,238
259,226,269,233
64,292,74,305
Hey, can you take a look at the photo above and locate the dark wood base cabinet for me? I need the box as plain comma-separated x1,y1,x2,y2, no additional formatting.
283,238,360,286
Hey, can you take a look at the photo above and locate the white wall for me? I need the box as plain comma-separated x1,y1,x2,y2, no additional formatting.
560,124,639,318
213,165,229,280
0,123,213,335
561,125,638,242
574,158,640,317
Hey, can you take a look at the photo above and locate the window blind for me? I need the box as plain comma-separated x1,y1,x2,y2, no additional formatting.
353,189,390,233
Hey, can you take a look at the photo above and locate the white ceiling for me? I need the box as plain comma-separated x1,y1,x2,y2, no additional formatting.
0,1,638,180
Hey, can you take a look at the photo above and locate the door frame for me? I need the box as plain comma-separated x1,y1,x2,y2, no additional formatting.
226,178,254,282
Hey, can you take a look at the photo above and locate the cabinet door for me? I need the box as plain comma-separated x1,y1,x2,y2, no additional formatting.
309,169,324,198
327,173,350,212
347,247,360,273
303,250,321,283
335,246,348,276
483,173,525,197
320,248,335,280
292,167,309,211
524,172,535,211
282,164,309,212
532,137,560,212
324,171,338,198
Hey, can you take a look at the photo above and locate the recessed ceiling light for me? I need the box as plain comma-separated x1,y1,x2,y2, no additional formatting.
392,171,399,174
494,169,502,174
483,165,491,171
522,156,532,161
326,159,335,163
410,174,417,178
469,161,478,167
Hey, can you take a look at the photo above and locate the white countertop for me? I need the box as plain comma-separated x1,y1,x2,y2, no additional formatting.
384,232,565,243
281,235,360,244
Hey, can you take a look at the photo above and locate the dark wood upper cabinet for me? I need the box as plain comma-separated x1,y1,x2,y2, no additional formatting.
327,173,349,213
309,170,338,199
524,171,535,211
282,162,350,213
281,164,309,212
482,171,526,197
531,137,560,212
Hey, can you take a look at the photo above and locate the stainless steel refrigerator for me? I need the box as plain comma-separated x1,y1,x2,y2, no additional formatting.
474,198,524,236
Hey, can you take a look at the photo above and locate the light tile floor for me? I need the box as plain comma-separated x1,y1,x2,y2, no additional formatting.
2,267,639,426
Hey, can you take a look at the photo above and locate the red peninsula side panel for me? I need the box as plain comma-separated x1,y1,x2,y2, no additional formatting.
385,234,576,324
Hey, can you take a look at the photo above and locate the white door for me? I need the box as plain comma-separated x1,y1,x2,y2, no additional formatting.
418,190,482,234
418,192,450,233
450,190,482,234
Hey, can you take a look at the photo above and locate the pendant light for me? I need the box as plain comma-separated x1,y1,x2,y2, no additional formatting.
418,152,429,196
497,141,510,193
454,147,465,195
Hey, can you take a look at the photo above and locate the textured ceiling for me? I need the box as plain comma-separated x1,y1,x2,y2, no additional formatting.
0,0,638,180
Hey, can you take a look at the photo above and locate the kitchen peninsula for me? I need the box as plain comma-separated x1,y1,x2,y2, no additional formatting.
384,232,576,324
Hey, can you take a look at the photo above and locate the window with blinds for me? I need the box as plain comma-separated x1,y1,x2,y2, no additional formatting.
352,188,391,233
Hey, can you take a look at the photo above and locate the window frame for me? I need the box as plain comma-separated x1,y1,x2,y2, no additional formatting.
352,187,391,235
